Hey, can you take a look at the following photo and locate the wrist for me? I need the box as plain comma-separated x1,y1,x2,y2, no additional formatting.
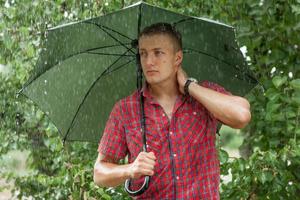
184,78,198,96
124,163,133,179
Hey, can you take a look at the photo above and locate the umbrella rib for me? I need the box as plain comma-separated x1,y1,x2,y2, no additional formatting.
84,21,135,54
63,48,134,143
184,48,257,83
84,43,132,52
173,18,194,26
184,47,233,65
19,43,135,93
83,21,133,41
99,47,134,77
87,52,134,57
102,57,135,77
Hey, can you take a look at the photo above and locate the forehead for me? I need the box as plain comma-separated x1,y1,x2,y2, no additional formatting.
138,34,174,50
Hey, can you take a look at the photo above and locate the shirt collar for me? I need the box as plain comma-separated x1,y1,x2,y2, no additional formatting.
141,82,152,99
140,82,187,106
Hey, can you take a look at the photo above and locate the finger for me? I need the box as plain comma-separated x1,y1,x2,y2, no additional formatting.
140,169,155,176
146,152,157,160
141,159,156,168
136,154,156,166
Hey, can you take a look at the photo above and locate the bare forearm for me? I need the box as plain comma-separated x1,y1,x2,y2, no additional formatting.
93,161,131,187
188,82,251,128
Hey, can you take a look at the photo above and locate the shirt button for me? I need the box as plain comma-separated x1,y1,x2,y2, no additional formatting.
169,131,173,135
162,113,165,117
193,111,197,115
176,176,179,180
173,154,177,157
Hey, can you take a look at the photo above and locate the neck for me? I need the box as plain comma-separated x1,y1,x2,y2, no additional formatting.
148,79,180,100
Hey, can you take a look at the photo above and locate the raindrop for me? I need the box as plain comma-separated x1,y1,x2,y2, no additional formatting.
44,91,48,95
64,11,68,18
84,3,88,7
105,2,109,6
294,44,298,49
288,72,293,78
4,1,10,8
240,46,247,57
234,74,238,78
259,0,264,6
270,67,276,74
44,61,47,65
268,50,271,54
44,80,48,84
69,13,74,19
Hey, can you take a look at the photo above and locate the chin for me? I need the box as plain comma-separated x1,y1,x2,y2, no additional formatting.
145,80,156,85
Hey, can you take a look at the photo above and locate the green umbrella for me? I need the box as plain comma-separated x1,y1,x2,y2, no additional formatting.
20,2,257,143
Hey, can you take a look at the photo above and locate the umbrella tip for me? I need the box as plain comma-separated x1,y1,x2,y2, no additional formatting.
131,39,138,49
16,88,24,98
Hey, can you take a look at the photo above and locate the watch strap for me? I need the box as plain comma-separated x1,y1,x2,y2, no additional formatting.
184,79,193,96
184,78,198,96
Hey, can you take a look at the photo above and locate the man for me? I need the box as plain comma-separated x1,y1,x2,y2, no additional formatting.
94,23,251,199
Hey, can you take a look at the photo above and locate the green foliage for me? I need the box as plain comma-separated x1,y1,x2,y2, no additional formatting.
1,0,299,199
210,0,300,199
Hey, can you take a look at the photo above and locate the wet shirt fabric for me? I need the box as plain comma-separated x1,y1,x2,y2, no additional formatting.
98,81,229,200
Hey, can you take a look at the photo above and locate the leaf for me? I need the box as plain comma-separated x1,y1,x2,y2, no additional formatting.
291,96,300,105
266,101,281,113
219,149,229,164
237,158,246,172
272,76,287,88
290,79,300,90
258,171,273,184
265,88,280,101
101,194,112,200
291,5,300,15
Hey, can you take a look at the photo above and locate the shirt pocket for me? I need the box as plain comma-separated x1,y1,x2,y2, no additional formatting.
124,118,143,161
176,110,208,146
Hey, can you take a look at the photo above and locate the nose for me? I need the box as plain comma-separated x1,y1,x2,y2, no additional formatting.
143,53,154,67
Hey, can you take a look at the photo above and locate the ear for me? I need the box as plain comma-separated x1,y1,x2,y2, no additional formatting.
175,50,183,67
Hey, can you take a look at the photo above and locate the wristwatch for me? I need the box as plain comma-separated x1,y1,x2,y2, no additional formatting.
184,78,198,96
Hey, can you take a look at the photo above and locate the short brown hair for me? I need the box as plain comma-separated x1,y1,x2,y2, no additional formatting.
138,23,182,51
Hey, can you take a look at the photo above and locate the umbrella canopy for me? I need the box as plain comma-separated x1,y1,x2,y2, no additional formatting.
20,2,257,142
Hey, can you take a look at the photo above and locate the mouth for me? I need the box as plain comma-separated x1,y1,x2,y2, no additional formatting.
146,70,158,75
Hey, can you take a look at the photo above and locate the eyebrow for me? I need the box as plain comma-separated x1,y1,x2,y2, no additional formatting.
139,47,163,51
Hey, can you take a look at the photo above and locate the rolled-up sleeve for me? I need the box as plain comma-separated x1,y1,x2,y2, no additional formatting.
200,81,232,136
98,101,128,161
200,80,231,96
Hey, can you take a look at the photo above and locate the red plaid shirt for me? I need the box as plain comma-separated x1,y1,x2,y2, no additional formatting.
98,81,229,199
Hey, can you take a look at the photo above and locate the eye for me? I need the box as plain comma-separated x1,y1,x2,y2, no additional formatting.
154,50,163,56
139,51,146,57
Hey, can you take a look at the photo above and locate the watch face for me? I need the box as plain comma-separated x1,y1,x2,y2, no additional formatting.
188,78,198,83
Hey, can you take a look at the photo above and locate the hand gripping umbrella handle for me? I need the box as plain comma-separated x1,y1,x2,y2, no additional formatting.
125,57,150,196
124,176,150,196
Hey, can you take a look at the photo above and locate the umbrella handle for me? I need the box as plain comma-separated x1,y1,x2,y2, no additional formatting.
124,176,150,196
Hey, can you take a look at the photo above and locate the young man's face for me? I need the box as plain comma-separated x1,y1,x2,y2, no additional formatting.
138,34,182,86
